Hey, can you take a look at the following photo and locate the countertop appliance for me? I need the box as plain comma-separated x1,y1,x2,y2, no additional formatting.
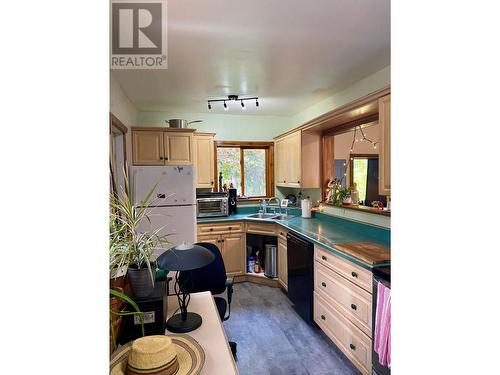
372,266,391,375
228,188,237,215
196,192,229,218
287,232,314,322
130,165,196,257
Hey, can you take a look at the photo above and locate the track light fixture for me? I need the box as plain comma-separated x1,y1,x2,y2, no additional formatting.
207,95,259,111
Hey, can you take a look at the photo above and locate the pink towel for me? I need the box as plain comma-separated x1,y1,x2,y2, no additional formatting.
374,282,391,368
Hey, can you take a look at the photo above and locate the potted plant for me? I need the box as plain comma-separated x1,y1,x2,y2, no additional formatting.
110,168,170,298
110,288,145,353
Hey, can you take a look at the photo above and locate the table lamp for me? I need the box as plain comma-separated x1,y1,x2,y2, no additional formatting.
157,243,215,333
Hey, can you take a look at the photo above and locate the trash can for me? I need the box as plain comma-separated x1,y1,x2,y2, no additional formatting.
264,244,278,278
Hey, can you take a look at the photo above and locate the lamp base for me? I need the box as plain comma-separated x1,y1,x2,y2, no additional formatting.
166,312,202,333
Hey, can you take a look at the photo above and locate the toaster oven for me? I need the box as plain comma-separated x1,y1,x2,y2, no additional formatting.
196,193,229,218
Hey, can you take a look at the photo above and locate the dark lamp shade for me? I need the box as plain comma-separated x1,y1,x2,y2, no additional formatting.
157,243,215,271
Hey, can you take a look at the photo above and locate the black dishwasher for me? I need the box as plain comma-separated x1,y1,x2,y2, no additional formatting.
287,232,314,322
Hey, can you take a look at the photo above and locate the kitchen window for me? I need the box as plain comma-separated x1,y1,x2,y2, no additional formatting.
214,141,274,199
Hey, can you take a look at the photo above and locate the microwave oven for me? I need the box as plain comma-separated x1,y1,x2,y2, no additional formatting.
196,193,229,218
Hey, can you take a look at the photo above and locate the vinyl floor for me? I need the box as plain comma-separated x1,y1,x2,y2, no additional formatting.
221,282,362,375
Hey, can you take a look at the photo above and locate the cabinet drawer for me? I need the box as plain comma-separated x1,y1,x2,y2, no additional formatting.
245,222,277,236
197,222,242,236
315,262,372,337
315,245,372,292
314,291,371,375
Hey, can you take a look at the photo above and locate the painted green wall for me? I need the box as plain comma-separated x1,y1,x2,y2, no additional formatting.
137,112,291,141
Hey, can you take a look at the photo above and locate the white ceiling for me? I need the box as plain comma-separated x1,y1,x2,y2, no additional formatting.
112,0,390,116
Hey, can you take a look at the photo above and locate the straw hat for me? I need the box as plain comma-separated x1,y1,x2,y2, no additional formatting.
110,335,205,375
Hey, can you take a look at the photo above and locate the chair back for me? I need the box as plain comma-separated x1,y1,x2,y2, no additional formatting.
179,242,227,295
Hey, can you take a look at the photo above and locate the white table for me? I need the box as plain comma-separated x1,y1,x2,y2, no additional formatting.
166,291,239,375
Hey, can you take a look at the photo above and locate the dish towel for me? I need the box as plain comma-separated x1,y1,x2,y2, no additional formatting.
374,281,391,368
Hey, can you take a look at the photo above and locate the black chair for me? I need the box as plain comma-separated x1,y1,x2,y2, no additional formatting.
178,242,237,356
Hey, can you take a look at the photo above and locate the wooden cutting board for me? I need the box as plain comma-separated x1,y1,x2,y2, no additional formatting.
333,242,390,265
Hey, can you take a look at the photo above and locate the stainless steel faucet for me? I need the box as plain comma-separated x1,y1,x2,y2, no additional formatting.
267,197,281,214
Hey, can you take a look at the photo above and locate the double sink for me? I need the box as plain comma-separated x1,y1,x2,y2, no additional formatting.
246,213,295,221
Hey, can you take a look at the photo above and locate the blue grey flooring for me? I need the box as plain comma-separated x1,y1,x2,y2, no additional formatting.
221,282,361,375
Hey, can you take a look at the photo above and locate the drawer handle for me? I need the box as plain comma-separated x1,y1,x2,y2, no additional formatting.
321,256,327,261
320,314,326,320
350,304,357,311
351,271,358,278
349,343,356,351
321,282,326,287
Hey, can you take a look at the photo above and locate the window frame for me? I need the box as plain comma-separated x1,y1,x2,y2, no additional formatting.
214,141,274,199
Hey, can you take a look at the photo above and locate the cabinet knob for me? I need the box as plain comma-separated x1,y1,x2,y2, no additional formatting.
229,227,232,230
159,156,164,160
320,314,326,320
351,271,358,278
321,282,326,287
165,157,168,160
211,181,214,185
297,181,300,183
351,304,357,311
349,343,356,351
221,239,225,243
321,256,327,261
209,228,213,231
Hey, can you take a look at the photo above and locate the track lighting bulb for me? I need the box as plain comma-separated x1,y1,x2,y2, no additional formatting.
223,101,228,111
241,100,246,110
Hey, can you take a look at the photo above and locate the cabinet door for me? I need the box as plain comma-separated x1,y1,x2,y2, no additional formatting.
132,131,165,165
197,234,221,248
194,135,215,188
278,238,288,290
275,138,287,186
165,133,193,165
378,94,391,196
222,233,245,276
286,131,302,187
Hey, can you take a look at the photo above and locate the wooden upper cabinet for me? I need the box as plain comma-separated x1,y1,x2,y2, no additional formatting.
193,133,215,188
132,128,195,166
274,130,320,189
132,130,164,165
286,131,302,187
165,133,193,165
378,94,391,196
275,138,286,185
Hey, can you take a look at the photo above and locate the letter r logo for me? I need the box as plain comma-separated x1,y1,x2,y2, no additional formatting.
112,3,162,54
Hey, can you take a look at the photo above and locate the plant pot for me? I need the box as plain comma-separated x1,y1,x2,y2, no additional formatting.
127,265,156,298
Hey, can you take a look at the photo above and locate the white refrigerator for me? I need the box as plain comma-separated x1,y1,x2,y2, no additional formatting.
129,165,196,258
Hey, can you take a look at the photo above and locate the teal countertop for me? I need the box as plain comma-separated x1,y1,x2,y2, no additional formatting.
197,209,390,270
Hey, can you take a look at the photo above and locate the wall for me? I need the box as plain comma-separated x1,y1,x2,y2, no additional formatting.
137,111,290,141
110,73,138,157
290,66,390,127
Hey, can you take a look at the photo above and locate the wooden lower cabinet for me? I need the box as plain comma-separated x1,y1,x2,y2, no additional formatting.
314,291,372,375
222,233,245,276
278,237,288,290
313,245,373,375
197,226,245,277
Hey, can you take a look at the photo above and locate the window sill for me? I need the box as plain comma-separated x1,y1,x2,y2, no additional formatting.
321,202,391,217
